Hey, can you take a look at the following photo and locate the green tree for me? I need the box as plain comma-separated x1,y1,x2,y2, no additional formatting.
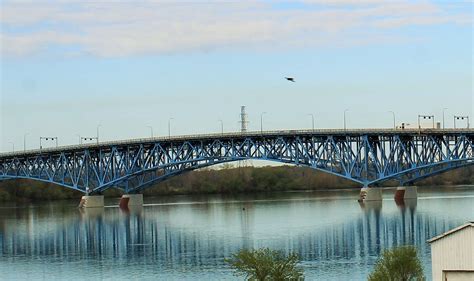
368,245,425,281
226,248,304,281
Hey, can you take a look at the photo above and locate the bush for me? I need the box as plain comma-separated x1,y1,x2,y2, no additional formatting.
368,245,424,281
226,248,304,281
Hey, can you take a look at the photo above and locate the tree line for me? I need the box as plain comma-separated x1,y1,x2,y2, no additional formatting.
0,164,473,202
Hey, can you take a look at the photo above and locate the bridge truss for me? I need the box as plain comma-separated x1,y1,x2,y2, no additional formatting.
1,129,473,194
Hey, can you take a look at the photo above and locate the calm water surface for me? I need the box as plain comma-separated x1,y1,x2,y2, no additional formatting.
1,186,473,280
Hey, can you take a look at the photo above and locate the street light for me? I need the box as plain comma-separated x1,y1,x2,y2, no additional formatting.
8,141,14,152
23,133,30,152
76,134,82,145
218,119,223,135
343,109,349,130
388,111,396,129
307,114,315,131
96,124,102,144
168,118,174,138
442,108,448,129
147,126,154,138
260,112,267,133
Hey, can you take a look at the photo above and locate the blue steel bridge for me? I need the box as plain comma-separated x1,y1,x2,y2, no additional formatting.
0,129,473,194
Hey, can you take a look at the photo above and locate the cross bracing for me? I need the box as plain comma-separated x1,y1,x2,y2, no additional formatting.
0,129,473,194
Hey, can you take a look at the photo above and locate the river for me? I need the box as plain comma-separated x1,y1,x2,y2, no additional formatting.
1,185,473,280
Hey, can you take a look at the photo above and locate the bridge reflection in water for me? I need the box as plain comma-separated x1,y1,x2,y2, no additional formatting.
0,189,472,280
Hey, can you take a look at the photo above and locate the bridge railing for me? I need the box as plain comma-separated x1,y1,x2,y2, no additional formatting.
1,128,473,158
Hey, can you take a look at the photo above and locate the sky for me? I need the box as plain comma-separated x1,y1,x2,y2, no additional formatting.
1,0,473,152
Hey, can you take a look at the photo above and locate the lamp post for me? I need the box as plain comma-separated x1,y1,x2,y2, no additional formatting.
23,133,30,152
343,109,349,130
168,118,174,138
218,119,223,135
96,124,102,144
8,141,14,152
76,134,81,145
388,111,396,129
442,108,448,129
308,114,315,131
260,112,267,134
147,126,154,138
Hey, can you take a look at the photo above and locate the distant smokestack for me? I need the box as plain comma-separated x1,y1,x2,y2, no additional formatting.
240,106,249,132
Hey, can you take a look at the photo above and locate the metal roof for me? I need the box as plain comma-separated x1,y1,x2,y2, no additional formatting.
427,222,474,243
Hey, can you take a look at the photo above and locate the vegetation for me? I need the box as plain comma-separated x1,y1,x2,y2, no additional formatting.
0,179,84,202
0,164,473,202
368,246,424,281
226,248,304,281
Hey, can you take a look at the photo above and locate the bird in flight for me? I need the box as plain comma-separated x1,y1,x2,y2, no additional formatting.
285,77,295,82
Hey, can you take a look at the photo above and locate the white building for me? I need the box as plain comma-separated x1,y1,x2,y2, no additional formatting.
428,222,474,281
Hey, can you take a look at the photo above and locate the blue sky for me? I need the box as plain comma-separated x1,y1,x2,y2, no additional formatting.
1,0,472,152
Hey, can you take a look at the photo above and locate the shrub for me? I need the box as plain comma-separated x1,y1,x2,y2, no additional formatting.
368,245,424,281
226,248,304,281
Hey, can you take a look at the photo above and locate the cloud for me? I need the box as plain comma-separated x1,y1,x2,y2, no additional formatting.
0,0,471,57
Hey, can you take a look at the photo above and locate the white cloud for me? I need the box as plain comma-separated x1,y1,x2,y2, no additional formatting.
0,1,471,57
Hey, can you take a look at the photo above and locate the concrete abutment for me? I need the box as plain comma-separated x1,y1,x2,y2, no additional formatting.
119,194,143,208
78,195,104,208
358,187,382,202
394,186,418,201
358,186,418,204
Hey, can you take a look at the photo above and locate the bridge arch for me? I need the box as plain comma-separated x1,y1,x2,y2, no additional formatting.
366,159,474,186
398,161,474,186
0,176,86,193
3,158,471,194
97,156,366,194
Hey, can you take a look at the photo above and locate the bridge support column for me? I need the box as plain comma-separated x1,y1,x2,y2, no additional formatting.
78,195,104,208
394,186,417,202
119,194,143,208
358,187,382,202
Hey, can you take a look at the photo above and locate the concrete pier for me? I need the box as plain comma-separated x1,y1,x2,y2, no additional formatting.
119,194,143,208
358,187,382,202
78,195,104,208
394,186,418,202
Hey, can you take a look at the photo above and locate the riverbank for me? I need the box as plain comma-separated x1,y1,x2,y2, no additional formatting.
0,165,473,202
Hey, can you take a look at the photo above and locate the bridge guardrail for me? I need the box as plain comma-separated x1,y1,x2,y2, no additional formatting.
1,128,473,158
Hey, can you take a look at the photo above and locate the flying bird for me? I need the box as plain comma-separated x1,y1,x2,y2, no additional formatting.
285,77,295,82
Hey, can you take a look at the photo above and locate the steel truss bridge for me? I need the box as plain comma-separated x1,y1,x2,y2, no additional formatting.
1,129,473,194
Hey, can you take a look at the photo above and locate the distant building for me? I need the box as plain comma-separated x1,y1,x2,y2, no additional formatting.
428,222,474,281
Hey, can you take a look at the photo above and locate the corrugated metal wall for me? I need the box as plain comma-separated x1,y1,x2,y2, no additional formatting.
431,226,474,281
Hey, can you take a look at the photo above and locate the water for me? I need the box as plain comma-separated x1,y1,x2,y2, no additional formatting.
0,186,473,280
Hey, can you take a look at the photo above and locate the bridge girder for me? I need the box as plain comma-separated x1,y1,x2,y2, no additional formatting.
1,131,473,194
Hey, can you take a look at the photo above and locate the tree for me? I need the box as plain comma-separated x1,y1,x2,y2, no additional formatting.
226,248,304,281
368,245,425,281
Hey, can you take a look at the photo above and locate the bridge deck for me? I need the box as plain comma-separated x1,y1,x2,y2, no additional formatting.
1,128,473,159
